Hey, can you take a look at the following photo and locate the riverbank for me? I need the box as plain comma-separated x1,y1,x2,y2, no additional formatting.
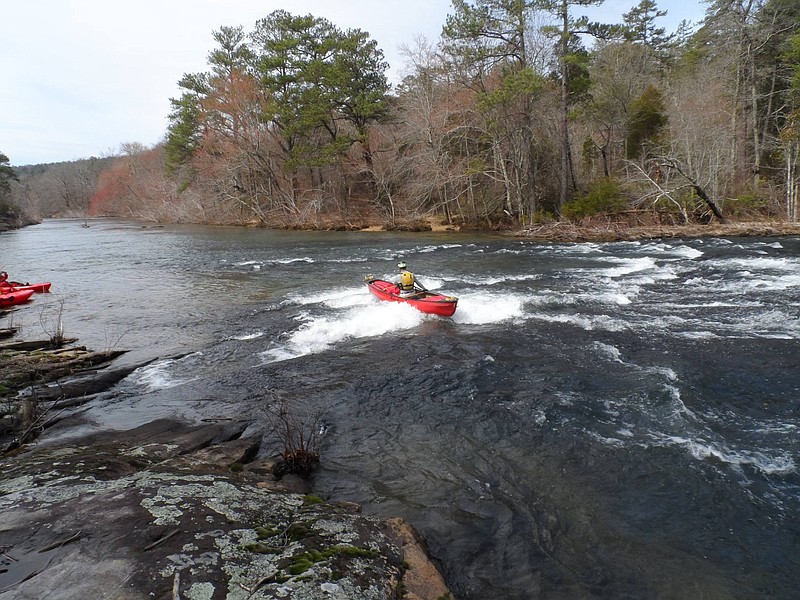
6,215,800,242
0,215,39,233
514,220,800,242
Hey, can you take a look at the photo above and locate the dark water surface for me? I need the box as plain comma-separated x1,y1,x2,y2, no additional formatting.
3,219,799,599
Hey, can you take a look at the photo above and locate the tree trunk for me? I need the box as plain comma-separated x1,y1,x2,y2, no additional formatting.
559,0,570,212
692,184,726,223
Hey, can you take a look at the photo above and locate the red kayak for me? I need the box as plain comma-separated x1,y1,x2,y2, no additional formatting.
0,288,35,308
365,277,458,317
0,271,51,293
0,281,51,294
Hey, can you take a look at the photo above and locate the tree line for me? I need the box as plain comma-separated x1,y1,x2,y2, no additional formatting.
6,0,800,230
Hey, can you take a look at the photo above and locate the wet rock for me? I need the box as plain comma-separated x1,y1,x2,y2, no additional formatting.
0,420,453,599
0,343,149,452
387,518,452,600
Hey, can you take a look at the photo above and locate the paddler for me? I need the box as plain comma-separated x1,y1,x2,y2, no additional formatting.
395,262,418,297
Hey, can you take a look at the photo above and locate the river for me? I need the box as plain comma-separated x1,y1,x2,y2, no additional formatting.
2,218,799,599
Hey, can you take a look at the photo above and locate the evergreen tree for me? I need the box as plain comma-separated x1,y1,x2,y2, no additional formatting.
250,10,390,168
0,151,19,220
442,0,536,75
626,84,667,158
622,0,670,48
0,151,18,200
164,76,207,175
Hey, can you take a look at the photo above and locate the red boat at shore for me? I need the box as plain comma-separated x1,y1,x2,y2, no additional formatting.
0,271,51,294
0,288,35,308
0,281,51,294
364,276,458,317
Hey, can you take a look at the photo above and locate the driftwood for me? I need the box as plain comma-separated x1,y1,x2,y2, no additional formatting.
0,338,78,352
0,327,19,339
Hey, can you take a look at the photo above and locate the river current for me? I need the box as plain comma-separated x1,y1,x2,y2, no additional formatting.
2,219,799,599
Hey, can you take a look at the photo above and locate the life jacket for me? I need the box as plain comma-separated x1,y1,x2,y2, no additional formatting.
399,270,415,291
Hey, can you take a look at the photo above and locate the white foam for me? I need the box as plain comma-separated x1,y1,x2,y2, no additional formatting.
688,441,796,475
684,271,800,293
557,242,602,254
274,256,315,264
656,244,704,259
586,431,627,447
450,292,526,325
592,341,623,362
328,257,369,263
130,357,197,391
680,331,720,339
600,257,658,278
531,313,627,331
663,384,697,419
723,256,798,272
597,291,633,305
261,302,424,363
653,434,796,476
228,331,264,341
647,366,678,381
415,243,463,253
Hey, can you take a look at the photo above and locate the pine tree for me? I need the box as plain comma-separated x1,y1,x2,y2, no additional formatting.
0,152,18,200
622,0,670,48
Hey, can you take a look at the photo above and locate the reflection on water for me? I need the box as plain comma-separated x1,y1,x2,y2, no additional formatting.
3,219,800,599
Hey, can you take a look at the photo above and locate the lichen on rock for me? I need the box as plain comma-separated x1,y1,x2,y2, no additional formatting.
0,419,453,599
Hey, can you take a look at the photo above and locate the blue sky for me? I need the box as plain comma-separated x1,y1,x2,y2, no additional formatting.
2,0,705,166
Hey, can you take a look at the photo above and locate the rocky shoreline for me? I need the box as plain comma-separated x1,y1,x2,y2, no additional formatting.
0,330,453,599
1,418,452,599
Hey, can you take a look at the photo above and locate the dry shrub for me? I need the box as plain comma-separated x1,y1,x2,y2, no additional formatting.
264,398,323,478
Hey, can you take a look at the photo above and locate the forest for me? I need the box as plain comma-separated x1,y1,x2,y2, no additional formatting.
4,0,800,232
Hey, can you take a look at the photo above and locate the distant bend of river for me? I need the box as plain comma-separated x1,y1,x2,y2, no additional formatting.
2,218,800,599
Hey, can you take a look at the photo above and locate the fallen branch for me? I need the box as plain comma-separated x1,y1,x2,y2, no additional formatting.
144,528,181,552
39,531,82,553
649,156,726,223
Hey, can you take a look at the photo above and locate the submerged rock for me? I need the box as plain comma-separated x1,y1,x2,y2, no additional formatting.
0,420,453,599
